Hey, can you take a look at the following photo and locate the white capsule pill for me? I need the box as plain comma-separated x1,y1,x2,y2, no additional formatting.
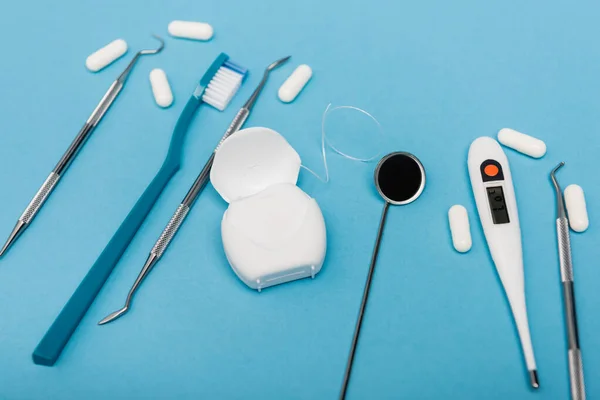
565,184,589,232
497,128,546,158
278,64,312,103
448,205,472,253
86,39,128,72
168,20,214,41
149,69,173,108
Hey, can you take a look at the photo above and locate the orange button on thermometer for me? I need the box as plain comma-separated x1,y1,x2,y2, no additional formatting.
484,164,499,177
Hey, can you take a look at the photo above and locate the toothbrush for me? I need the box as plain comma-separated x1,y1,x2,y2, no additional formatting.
98,56,290,325
0,36,164,258
32,53,248,366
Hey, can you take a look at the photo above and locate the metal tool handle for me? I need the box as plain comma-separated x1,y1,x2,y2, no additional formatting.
181,107,250,207
217,107,249,150
87,81,124,127
564,280,585,400
568,348,586,400
557,218,586,400
557,218,574,282
19,172,61,224
53,81,124,175
151,204,190,258
96,202,189,326
131,106,249,297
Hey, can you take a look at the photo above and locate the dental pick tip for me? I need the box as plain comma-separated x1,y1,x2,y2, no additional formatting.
98,253,159,325
0,220,27,258
140,35,165,55
268,56,291,70
98,306,129,325
551,161,565,177
0,240,9,258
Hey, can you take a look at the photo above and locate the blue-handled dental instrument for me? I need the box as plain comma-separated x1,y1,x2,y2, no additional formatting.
32,53,248,366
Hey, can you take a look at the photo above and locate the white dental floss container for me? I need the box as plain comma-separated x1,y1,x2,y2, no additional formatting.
210,127,327,291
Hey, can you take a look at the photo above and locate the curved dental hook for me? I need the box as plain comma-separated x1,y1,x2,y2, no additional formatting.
243,55,291,110
98,252,159,325
117,35,165,83
98,306,129,325
267,55,291,71
551,162,566,218
140,34,165,55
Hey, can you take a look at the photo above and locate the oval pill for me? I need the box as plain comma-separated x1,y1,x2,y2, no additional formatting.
149,69,173,108
278,64,312,103
497,128,546,158
168,20,214,41
565,184,589,232
86,39,128,72
448,205,472,253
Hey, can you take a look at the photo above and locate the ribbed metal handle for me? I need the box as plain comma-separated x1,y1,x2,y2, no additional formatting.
19,172,60,224
87,81,123,126
150,204,190,258
216,107,249,150
568,349,586,400
557,218,574,282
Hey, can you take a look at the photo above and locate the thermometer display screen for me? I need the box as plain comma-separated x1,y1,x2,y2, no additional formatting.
486,186,510,224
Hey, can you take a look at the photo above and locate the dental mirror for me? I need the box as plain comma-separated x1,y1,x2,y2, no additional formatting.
340,152,426,399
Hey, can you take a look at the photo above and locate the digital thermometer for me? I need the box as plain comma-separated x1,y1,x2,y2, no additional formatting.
468,137,539,388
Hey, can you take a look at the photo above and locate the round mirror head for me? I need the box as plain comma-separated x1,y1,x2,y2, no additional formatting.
375,152,426,205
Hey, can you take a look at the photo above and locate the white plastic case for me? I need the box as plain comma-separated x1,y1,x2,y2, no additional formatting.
210,127,327,290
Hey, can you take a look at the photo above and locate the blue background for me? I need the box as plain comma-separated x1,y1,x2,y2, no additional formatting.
0,0,598,399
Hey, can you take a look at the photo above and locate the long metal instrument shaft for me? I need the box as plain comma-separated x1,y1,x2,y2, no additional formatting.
551,162,586,400
340,201,390,400
0,35,164,258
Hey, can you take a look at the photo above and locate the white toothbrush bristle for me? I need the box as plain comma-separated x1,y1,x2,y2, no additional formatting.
203,65,245,111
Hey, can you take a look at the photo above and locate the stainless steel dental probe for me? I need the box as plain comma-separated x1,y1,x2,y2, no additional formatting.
551,162,586,400
0,35,165,258
98,56,291,325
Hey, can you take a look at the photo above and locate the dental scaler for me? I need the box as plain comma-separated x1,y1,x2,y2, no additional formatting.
468,137,539,389
0,36,165,258
550,162,586,400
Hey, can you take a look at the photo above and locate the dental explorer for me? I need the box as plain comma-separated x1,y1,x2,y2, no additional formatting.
0,35,165,258
551,162,586,400
98,56,291,325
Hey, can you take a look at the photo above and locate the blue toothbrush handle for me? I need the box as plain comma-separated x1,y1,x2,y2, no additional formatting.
33,96,202,366
32,161,177,365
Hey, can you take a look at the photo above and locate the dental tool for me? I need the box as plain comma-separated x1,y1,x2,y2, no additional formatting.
98,56,291,325
0,35,164,259
340,152,426,400
468,137,539,389
33,53,247,366
550,162,586,400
